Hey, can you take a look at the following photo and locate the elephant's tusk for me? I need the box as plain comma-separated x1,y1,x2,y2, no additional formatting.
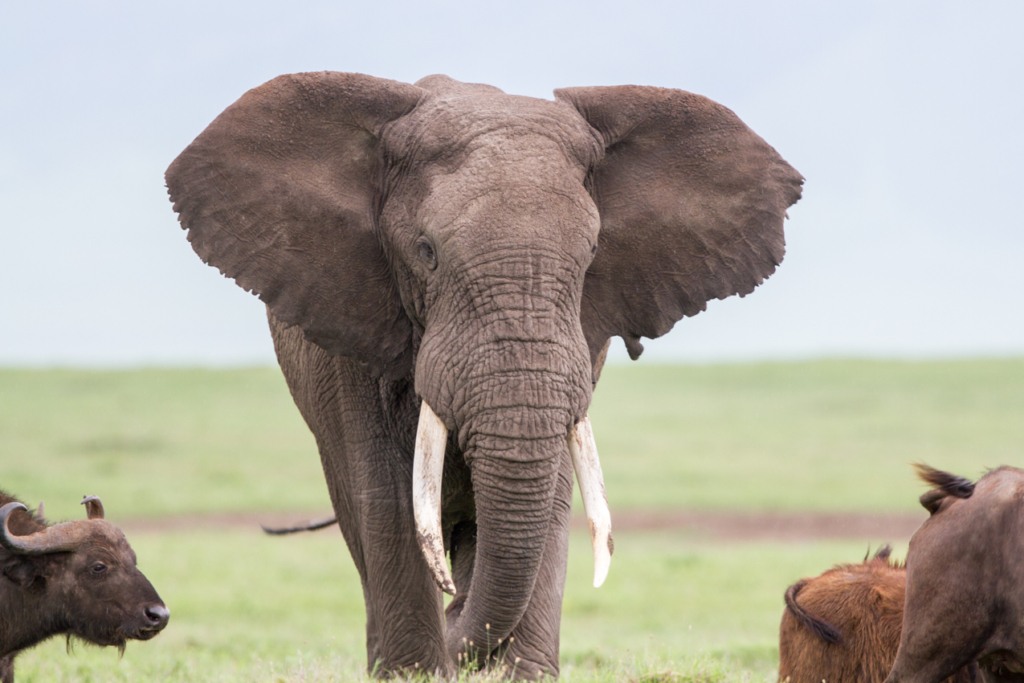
567,414,613,588
412,400,456,596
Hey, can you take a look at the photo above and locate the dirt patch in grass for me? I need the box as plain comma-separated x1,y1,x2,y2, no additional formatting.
607,509,926,541
118,509,927,542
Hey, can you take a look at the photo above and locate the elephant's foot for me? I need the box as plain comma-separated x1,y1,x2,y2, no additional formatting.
489,641,558,681
446,641,555,681
371,659,454,680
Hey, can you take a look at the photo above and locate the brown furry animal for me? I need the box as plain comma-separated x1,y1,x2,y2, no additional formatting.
780,546,906,683
780,545,975,683
0,491,168,683
887,465,1024,683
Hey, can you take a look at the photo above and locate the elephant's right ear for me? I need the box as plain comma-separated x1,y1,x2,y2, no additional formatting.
166,72,425,379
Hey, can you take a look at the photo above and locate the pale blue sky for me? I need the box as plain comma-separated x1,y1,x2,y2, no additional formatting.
1,1,1021,366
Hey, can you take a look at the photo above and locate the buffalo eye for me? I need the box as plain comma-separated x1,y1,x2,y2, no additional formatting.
90,562,107,575
417,238,437,271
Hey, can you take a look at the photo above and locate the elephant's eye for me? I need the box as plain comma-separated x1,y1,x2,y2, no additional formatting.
590,243,598,257
417,238,437,271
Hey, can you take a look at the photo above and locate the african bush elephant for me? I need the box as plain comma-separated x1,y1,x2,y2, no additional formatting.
166,72,802,679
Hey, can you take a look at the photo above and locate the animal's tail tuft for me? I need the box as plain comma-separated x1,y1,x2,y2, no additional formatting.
784,580,843,644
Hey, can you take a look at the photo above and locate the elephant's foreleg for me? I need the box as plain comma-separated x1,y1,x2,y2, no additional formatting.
271,320,451,677
319,382,449,675
345,456,450,677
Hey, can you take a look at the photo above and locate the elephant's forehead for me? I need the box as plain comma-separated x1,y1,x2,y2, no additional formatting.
413,74,505,97
384,88,601,170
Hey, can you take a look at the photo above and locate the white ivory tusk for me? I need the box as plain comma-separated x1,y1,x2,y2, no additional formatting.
412,400,456,595
567,414,613,588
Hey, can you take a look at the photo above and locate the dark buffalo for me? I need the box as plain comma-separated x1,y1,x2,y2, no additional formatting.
780,545,976,683
0,491,169,683
887,465,1024,683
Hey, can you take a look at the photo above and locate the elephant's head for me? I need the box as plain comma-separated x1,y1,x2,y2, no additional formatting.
166,72,801,663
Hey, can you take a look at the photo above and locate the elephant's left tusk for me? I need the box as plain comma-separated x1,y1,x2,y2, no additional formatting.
412,400,456,596
567,414,613,588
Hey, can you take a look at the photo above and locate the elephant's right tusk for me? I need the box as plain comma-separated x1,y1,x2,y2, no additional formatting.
412,400,456,596
567,415,613,588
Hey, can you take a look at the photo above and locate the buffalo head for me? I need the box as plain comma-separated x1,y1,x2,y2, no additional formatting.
0,494,168,668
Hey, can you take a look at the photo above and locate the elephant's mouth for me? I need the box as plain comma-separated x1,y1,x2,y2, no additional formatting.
411,400,613,596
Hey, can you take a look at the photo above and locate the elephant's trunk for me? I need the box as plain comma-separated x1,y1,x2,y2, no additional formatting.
445,422,566,664
413,247,597,666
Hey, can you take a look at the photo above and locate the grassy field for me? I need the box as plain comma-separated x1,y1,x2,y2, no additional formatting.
590,359,1024,511
1,359,1021,520
1,359,1021,681
13,529,902,682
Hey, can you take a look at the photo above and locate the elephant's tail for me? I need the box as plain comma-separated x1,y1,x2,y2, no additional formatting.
261,516,338,535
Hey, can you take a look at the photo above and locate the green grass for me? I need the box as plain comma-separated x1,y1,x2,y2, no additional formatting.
12,529,898,682
2,360,1016,680
590,359,1024,511
0,368,323,520
1,359,1021,519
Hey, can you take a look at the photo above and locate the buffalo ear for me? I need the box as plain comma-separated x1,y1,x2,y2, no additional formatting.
914,463,975,515
167,72,425,379
555,85,803,364
1,556,43,589
919,489,947,515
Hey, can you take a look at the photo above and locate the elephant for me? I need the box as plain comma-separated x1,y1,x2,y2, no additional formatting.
166,72,802,679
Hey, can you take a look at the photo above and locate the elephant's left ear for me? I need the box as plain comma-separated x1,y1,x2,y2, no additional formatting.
555,85,803,362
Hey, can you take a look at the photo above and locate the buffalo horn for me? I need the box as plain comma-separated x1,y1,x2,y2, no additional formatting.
0,502,92,555
81,495,104,520
567,415,614,588
412,400,456,595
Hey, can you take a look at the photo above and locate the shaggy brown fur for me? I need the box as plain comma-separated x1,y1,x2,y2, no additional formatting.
0,490,168,683
780,546,975,683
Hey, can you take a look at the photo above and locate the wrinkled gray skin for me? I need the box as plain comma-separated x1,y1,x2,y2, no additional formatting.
166,73,802,678
887,467,1024,683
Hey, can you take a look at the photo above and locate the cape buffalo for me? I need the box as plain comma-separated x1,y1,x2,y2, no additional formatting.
0,491,169,683
886,465,1024,683
780,545,975,683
